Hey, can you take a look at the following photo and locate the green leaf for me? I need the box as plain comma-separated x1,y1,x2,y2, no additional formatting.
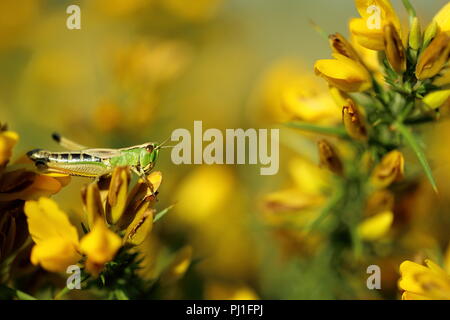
396,122,438,193
285,122,347,138
402,0,416,25
153,204,175,223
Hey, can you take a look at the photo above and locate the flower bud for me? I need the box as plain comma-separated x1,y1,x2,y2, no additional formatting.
423,20,438,49
106,166,130,225
115,171,162,230
123,205,154,246
416,32,450,80
342,100,368,141
81,182,104,229
409,17,422,51
370,150,404,189
384,23,406,73
317,139,343,175
329,33,362,63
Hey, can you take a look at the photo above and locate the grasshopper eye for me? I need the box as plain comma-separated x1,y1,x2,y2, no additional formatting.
145,145,154,153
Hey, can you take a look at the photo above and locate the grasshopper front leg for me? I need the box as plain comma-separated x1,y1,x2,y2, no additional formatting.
131,166,156,197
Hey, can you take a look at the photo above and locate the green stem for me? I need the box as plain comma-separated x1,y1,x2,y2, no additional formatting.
285,122,347,138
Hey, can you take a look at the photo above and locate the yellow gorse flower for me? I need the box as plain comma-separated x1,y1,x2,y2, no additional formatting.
350,0,401,51
24,197,81,273
399,259,450,300
314,54,372,92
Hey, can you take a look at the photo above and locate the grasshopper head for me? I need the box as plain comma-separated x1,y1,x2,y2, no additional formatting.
26,149,49,170
140,143,160,174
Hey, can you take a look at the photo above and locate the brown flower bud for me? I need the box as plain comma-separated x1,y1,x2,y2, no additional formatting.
342,100,368,141
81,182,105,229
317,139,343,175
384,23,406,73
123,205,154,246
115,171,162,230
416,32,450,80
105,166,130,224
329,33,362,63
370,150,404,189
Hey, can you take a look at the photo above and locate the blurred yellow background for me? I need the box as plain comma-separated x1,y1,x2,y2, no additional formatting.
0,0,448,299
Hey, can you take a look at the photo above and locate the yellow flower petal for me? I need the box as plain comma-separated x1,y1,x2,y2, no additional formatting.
423,89,450,109
282,85,341,124
357,210,393,241
24,197,80,273
349,18,386,51
0,130,18,166
80,219,121,275
354,0,400,30
30,238,81,273
314,54,372,92
289,157,330,195
433,2,450,33
24,197,79,246
399,259,450,299
351,0,401,51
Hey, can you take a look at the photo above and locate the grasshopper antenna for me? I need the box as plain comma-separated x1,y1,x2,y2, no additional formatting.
156,136,172,150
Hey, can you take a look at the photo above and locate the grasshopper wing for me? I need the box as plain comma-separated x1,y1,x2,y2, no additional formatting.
82,148,123,159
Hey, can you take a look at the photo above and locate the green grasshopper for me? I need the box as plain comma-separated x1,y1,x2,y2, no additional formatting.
27,133,166,191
